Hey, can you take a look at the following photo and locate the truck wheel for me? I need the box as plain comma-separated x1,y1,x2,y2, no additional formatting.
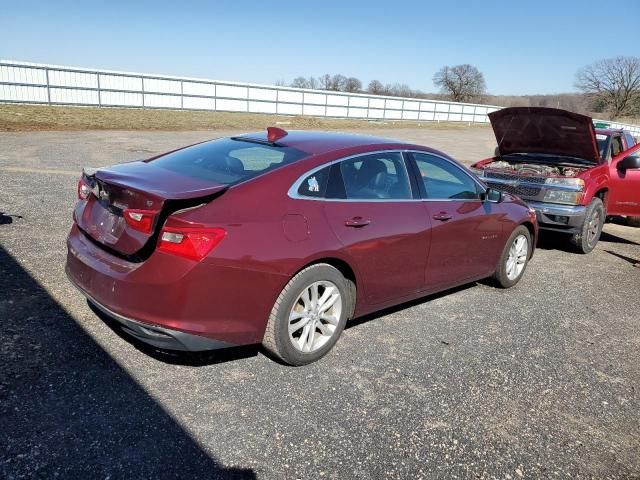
628,217,640,227
262,264,354,366
571,198,604,254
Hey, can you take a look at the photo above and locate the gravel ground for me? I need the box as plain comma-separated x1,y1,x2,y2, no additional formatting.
1,129,639,479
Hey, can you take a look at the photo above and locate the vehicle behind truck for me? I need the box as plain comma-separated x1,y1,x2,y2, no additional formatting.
471,107,640,253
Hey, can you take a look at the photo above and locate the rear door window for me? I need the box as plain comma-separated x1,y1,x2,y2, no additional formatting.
337,152,412,200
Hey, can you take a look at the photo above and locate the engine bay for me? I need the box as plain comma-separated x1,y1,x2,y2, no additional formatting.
481,160,585,178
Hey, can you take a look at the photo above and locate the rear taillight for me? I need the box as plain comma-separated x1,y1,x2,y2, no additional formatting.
157,226,226,261
77,178,91,200
124,209,157,234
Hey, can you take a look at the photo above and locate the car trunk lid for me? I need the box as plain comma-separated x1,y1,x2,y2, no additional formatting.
76,161,227,257
489,107,601,164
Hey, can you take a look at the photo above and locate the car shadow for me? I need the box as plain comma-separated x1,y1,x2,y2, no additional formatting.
0,212,23,225
604,249,640,266
0,245,256,479
346,283,475,330
599,231,640,246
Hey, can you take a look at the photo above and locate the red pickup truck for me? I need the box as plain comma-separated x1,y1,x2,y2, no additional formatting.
471,107,640,253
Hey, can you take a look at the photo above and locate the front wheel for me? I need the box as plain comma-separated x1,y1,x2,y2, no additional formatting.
492,225,532,288
262,264,353,366
570,197,604,254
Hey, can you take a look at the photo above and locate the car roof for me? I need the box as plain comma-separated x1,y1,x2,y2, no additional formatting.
595,128,625,135
235,130,417,155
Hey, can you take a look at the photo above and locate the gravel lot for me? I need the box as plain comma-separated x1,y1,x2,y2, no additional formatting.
1,128,639,479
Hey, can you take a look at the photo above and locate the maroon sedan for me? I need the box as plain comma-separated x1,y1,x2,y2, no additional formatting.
66,128,537,365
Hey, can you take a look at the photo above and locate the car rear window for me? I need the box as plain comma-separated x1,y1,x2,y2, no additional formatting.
150,138,307,184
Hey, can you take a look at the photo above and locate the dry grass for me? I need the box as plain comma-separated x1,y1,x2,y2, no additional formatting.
0,104,488,132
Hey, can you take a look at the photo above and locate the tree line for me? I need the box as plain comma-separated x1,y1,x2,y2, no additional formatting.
278,56,640,121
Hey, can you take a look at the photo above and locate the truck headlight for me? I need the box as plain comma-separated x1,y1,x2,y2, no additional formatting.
543,190,582,205
469,167,484,177
544,177,585,188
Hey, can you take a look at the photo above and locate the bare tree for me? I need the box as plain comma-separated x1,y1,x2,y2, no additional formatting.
318,74,333,90
274,79,286,87
576,56,640,119
290,76,309,88
329,74,347,91
307,77,319,90
344,77,362,93
433,64,487,102
367,80,384,94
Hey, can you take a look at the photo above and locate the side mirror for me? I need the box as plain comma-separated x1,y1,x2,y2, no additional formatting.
483,188,503,203
618,155,640,171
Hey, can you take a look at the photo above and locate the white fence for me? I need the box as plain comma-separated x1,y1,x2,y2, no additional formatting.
0,60,499,123
1,60,639,136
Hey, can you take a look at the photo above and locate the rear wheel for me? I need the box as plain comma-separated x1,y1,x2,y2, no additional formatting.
262,264,353,366
492,226,532,288
570,198,604,254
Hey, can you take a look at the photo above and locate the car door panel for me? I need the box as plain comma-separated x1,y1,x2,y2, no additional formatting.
322,152,431,304
408,152,504,291
324,202,430,303
609,143,640,216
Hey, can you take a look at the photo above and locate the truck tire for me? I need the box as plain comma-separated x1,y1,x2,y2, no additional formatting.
627,217,640,227
570,197,604,254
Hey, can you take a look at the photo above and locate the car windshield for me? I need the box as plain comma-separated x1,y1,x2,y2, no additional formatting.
150,138,307,184
596,133,610,160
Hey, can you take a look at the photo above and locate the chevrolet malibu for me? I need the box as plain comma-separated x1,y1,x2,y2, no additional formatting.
66,129,537,365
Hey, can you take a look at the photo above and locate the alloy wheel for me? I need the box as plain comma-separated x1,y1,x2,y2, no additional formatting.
288,281,342,353
506,234,528,281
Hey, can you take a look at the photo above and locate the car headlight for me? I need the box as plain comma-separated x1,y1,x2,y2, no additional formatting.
544,177,585,188
543,190,582,205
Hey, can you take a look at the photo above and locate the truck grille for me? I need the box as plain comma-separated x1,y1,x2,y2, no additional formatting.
484,171,545,199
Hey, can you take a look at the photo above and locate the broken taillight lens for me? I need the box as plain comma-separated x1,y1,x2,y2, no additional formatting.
77,178,91,200
123,209,157,234
157,226,226,261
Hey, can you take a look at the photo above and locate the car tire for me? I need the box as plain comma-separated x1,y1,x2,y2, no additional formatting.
570,197,604,254
627,216,640,227
492,225,532,288
262,264,354,366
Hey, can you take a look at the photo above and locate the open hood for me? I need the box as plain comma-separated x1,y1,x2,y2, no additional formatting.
489,107,600,164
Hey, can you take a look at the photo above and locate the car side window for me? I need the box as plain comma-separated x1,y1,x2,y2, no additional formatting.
337,152,412,200
624,133,636,148
412,152,480,200
297,166,330,198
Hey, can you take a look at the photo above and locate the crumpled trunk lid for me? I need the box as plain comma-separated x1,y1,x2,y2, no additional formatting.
76,161,227,256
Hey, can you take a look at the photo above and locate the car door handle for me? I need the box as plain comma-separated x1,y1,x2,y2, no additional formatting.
433,212,452,221
344,217,371,228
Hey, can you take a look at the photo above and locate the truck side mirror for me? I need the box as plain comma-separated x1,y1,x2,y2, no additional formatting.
618,155,640,171
483,188,503,203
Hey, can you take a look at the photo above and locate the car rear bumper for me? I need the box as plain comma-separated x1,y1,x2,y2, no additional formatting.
83,288,232,351
66,223,287,348
527,201,586,233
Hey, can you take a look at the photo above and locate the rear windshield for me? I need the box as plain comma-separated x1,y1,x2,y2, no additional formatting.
150,138,307,184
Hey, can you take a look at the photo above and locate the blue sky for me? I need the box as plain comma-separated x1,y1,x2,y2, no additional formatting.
1,0,638,95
